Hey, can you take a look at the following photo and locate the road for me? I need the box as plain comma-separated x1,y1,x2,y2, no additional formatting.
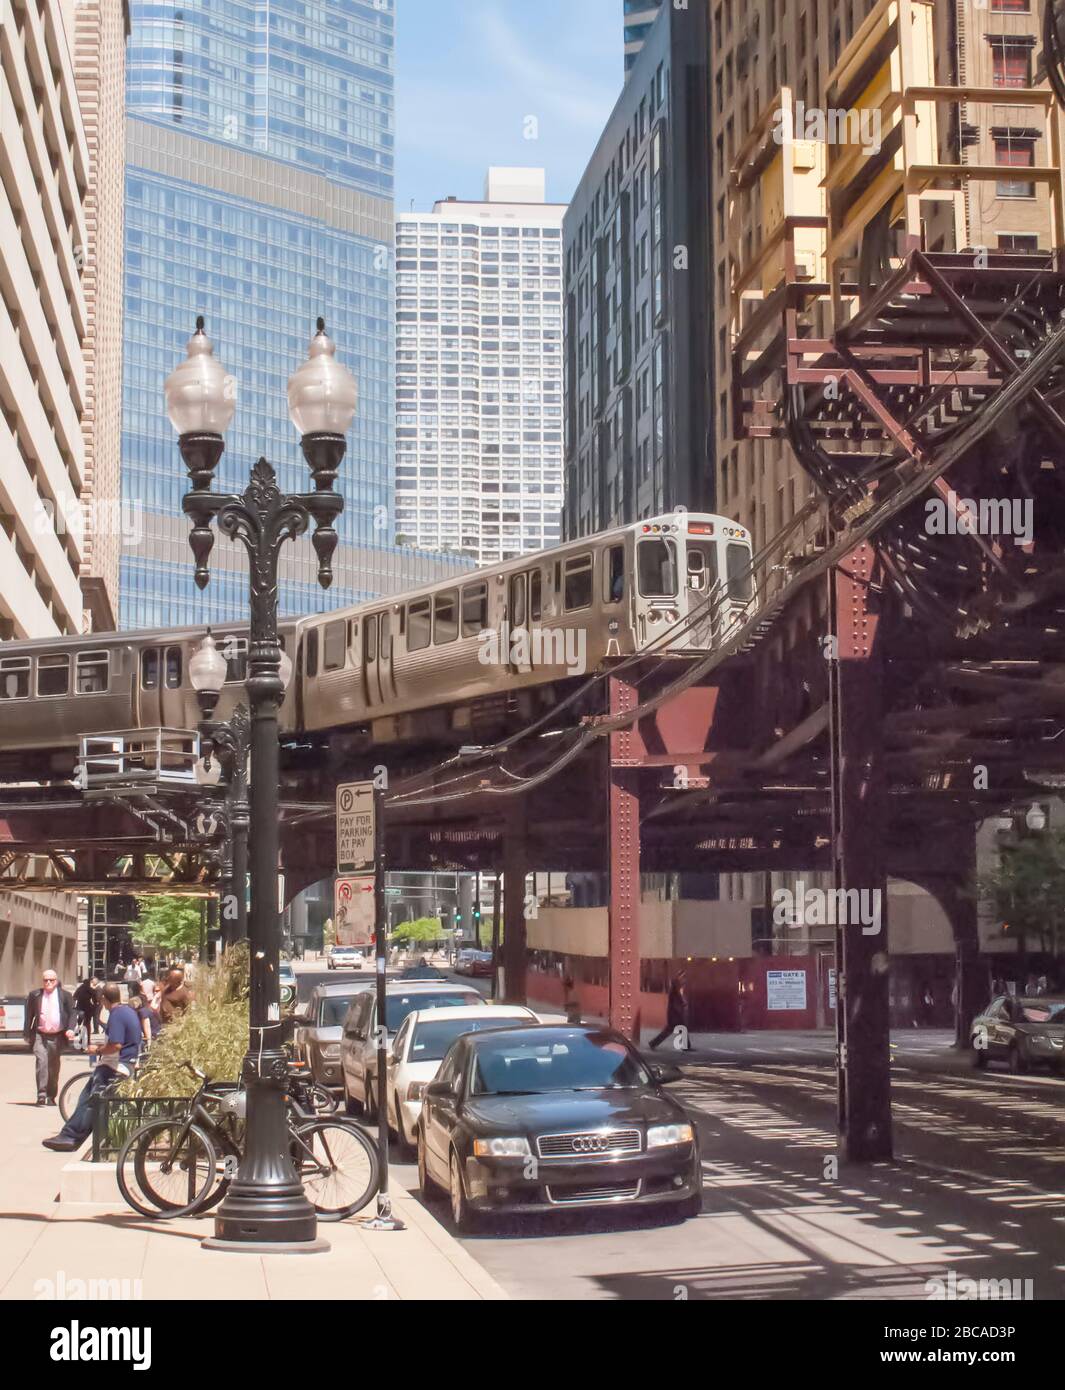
295,963,1065,1300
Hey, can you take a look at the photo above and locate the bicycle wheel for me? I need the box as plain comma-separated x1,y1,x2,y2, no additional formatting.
291,1119,379,1222
58,1070,93,1123
117,1119,220,1220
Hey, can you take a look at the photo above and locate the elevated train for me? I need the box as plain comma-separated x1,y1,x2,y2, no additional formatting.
0,515,753,763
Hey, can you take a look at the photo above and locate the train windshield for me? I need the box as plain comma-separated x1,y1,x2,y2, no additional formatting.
726,542,753,603
637,538,678,598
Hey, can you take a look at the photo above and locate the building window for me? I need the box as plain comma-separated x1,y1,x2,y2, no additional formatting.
990,39,1032,88
994,135,1035,197
998,232,1039,251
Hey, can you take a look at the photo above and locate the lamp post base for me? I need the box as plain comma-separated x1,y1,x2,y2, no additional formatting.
202,1236,330,1255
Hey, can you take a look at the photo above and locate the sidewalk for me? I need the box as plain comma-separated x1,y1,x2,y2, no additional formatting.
0,1047,506,1301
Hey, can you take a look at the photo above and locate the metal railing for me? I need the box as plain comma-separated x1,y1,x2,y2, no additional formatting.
77,728,201,792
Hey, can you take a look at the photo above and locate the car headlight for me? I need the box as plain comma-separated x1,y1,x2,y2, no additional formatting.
405,1081,426,1102
320,1044,340,1060
647,1123,694,1149
472,1136,531,1158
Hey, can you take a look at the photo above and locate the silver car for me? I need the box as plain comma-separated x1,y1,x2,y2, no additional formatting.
293,979,380,1089
340,980,485,1121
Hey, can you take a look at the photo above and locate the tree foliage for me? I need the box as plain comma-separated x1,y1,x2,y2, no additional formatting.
133,895,203,954
390,916,443,944
980,830,1065,954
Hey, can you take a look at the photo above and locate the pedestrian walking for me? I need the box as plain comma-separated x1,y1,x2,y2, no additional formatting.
72,975,102,1034
649,970,691,1051
24,970,77,1106
563,975,582,1024
41,984,141,1152
158,966,194,1025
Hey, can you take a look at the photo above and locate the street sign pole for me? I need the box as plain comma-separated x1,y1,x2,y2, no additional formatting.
364,784,404,1232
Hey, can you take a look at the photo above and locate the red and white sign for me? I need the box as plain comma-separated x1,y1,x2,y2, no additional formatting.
334,876,375,946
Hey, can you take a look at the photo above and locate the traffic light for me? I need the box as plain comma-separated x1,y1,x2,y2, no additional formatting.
472,906,481,922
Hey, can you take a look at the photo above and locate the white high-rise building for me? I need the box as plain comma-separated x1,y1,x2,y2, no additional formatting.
395,168,566,567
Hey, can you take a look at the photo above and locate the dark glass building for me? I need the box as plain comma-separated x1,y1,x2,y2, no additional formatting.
121,0,467,629
563,0,713,539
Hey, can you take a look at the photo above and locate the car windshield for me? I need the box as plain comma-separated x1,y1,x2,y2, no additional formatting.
320,996,362,1026
409,1015,531,1062
384,992,480,1032
469,1031,651,1096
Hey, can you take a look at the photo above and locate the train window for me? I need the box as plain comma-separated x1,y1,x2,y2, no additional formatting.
0,658,30,699
380,612,392,660
509,575,527,628
637,538,677,597
604,545,625,604
141,649,159,690
224,639,248,684
530,571,543,621
726,542,753,602
408,599,432,651
434,592,458,645
323,621,346,672
687,545,719,592
365,615,377,664
306,629,319,679
165,647,182,689
76,651,109,694
564,555,593,611
461,583,488,637
37,655,70,697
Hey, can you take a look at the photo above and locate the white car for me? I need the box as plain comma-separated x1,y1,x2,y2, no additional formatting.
328,946,363,970
385,1004,541,1147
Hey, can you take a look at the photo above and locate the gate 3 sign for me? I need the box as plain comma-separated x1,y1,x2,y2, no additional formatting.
336,781,375,876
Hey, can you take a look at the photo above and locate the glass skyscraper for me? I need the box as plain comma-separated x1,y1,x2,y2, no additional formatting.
121,0,467,629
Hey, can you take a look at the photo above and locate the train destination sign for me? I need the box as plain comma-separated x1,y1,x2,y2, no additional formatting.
337,781,375,876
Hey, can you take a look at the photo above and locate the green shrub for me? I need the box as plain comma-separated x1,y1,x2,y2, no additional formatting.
119,943,250,1099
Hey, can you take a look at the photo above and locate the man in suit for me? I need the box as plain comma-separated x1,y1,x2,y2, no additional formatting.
24,970,77,1105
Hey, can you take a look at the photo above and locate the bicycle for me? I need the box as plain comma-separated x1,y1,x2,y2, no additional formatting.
58,1050,146,1122
116,1061,379,1223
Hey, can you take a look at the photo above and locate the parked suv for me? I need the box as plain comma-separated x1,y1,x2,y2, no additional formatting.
293,979,380,1089
340,980,484,1120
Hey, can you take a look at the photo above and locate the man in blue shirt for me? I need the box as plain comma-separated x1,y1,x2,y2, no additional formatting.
43,983,142,1152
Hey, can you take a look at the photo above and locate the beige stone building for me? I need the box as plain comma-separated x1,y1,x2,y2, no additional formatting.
710,0,1058,944
0,0,127,995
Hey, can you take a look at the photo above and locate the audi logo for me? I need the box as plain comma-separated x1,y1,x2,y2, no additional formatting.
573,1135,610,1153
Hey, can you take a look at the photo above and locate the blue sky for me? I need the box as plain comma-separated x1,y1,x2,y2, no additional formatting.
395,0,625,211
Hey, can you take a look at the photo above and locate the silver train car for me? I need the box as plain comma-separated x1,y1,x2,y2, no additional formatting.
0,514,753,758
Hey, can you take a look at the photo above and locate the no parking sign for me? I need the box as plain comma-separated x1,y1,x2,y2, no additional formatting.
334,875,375,946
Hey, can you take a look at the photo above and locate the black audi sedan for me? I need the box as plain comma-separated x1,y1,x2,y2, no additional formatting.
416,1024,701,1230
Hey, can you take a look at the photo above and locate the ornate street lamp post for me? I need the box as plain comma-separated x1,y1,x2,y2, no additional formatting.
166,317,356,1250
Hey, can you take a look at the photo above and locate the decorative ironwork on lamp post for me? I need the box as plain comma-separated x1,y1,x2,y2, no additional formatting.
190,647,253,950
166,316,356,1251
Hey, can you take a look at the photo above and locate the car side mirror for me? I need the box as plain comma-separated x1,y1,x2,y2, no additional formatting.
650,1062,683,1085
424,1078,456,1100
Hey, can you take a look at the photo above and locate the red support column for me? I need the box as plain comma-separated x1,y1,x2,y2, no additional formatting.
609,675,641,1039
829,544,893,1162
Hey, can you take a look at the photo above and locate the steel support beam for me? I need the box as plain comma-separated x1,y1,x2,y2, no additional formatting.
608,676,641,1039
502,807,527,1004
829,545,893,1162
